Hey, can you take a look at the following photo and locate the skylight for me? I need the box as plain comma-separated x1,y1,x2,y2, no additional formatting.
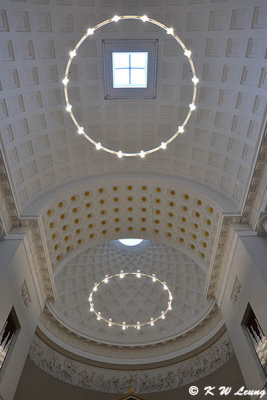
112,52,148,88
118,239,144,246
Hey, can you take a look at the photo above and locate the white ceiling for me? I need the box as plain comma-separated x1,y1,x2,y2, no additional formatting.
1,0,266,212
1,0,267,372
51,240,212,346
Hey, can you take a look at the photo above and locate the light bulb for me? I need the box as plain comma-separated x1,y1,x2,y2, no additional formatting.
136,270,141,278
184,49,191,57
108,318,112,327
178,126,184,133
96,142,102,150
167,27,174,34
62,77,69,86
93,284,97,292
120,270,125,279
87,28,94,35
161,311,165,319
66,104,72,112
141,15,148,22
117,151,123,158
163,282,168,290
104,275,108,283
122,322,126,330
169,294,173,301
69,50,76,58
168,303,172,310
189,103,196,111
192,77,199,84
161,142,167,150
90,303,94,312
136,321,141,330
97,312,101,320
78,127,84,134
112,15,120,22
150,318,154,326
88,294,92,302
140,150,145,158
152,274,156,282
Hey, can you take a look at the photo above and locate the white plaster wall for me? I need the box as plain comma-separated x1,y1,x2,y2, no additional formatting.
220,233,267,391
0,239,43,400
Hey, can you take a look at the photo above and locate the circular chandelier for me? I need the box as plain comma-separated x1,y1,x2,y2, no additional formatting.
88,270,173,330
63,15,198,158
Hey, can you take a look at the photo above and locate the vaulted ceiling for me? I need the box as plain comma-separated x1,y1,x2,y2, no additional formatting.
1,0,267,386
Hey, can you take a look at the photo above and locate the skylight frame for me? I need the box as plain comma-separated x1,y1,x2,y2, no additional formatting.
102,39,158,100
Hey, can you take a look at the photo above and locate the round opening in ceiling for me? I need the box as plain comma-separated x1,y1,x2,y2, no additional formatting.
118,238,144,246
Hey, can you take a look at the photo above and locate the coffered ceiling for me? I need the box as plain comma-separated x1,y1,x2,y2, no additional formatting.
1,0,266,213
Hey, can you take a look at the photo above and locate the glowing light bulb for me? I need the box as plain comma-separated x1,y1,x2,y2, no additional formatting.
141,15,148,22
167,27,174,35
112,15,120,22
189,103,196,111
136,270,141,278
192,77,199,84
104,275,108,283
66,104,72,112
140,150,145,158
120,270,125,279
168,303,172,310
161,142,167,150
87,28,94,35
90,305,94,312
117,151,123,159
122,322,126,330
169,294,173,301
184,49,191,57
93,284,97,292
108,318,112,327
152,274,156,282
78,127,84,134
150,318,154,326
178,126,184,133
96,142,102,150
97,312,101,320
62,77,69,86
88,294,92,302
69,50,76,58
136,321,141,330
163,282,168,290
161,311,165,319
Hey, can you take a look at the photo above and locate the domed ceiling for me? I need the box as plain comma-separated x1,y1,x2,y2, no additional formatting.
51,240,213,346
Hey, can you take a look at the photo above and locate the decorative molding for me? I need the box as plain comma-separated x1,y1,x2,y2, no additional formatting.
29,331,233,393
0,149,20,232
230,277,241,305
23,221,56,303
206,216,241,298
21,280,31,308
206,123,267,298
241,123,267,228
39,303,221,361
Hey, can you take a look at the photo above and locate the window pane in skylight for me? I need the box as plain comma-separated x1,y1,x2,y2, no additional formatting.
131,52,148,68
112,52,129,69
114,69,129,87
131,69,147,86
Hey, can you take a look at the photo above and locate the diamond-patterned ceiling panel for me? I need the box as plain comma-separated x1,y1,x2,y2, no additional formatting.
0,0,266,210
51,240,212,345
